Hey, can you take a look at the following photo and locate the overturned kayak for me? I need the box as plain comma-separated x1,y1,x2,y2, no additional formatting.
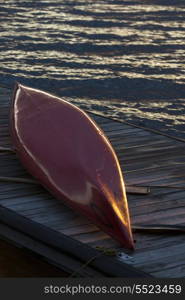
10,83,134,250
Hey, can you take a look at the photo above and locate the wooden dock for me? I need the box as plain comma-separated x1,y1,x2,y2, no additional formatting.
0,86,185,278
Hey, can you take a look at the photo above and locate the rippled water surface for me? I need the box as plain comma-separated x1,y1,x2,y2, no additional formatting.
0,0,185,138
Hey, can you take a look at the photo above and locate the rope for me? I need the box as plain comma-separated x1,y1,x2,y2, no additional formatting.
68,247,117,278
0,176,38,184
1,175,185,190
139,185,185,190
0,147,14,153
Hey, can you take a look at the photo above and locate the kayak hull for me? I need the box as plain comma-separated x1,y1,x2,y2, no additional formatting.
10,83,134,250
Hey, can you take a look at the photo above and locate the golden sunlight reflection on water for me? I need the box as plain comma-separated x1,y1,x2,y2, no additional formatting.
1,0,185,84
1,0,185,139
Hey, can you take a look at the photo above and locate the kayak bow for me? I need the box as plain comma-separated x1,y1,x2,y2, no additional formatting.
10,83,134,250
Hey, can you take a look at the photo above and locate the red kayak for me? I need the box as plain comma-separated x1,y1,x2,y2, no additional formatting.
10,83,134,250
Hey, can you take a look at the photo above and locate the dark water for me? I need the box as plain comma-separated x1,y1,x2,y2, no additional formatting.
0,239,67,277
0,0,185,138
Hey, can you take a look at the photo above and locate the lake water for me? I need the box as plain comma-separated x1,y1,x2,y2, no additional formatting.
0,0,185,138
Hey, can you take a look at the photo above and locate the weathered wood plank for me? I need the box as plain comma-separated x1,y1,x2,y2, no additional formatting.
0,205,149,278
152,264,185,278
